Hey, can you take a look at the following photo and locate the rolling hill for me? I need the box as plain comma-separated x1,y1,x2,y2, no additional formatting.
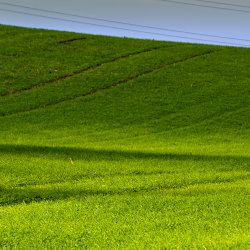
0,24,249,249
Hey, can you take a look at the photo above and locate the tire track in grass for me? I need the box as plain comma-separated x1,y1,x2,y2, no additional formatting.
0,45,172,97
175,104,250,132
142,102,250,138
0,50,218,118
1,173,248,206
58,37,87,44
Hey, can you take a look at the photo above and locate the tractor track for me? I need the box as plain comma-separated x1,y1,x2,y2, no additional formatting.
0,49,218,117
58,37,87,44
0,45,172,97
1,172,248,206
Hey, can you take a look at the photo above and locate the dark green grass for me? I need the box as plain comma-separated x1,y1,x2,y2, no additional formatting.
0,25,249,249
0,25,167,96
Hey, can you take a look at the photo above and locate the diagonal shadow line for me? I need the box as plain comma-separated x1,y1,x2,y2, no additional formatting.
1,49,218,118
0,45,171,97
58,37,87,44
0,143,249,162
0,175,248,207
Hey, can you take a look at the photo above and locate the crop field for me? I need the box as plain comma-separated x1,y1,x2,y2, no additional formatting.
0,24,250,249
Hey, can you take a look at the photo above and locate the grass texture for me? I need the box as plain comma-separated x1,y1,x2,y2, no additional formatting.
0,24,250,249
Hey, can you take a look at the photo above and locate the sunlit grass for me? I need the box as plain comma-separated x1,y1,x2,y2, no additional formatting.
0,24,249,249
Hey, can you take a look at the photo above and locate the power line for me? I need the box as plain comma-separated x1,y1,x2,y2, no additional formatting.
196,0,250,9
0,2,250,43
0,8,249,47
161,0,250,13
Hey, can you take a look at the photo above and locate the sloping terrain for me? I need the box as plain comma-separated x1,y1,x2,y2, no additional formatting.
0,25,249,249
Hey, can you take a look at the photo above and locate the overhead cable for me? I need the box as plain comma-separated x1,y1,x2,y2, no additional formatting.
196,0,250,9
0,2,250,43
161,0,250,13
0,8,249,47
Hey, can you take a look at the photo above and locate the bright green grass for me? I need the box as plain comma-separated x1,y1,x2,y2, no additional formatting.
0,25,249,249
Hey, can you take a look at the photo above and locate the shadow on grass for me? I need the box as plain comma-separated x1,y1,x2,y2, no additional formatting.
0,185,154,206
0,144,249,162
1,174,248,206
1,144,249,206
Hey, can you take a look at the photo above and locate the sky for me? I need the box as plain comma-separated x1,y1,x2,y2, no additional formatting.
0,0,250,47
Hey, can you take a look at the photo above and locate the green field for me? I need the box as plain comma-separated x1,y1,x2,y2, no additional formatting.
0,24,249,249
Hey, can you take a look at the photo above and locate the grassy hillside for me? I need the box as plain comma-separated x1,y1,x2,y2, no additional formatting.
0,25,249,249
